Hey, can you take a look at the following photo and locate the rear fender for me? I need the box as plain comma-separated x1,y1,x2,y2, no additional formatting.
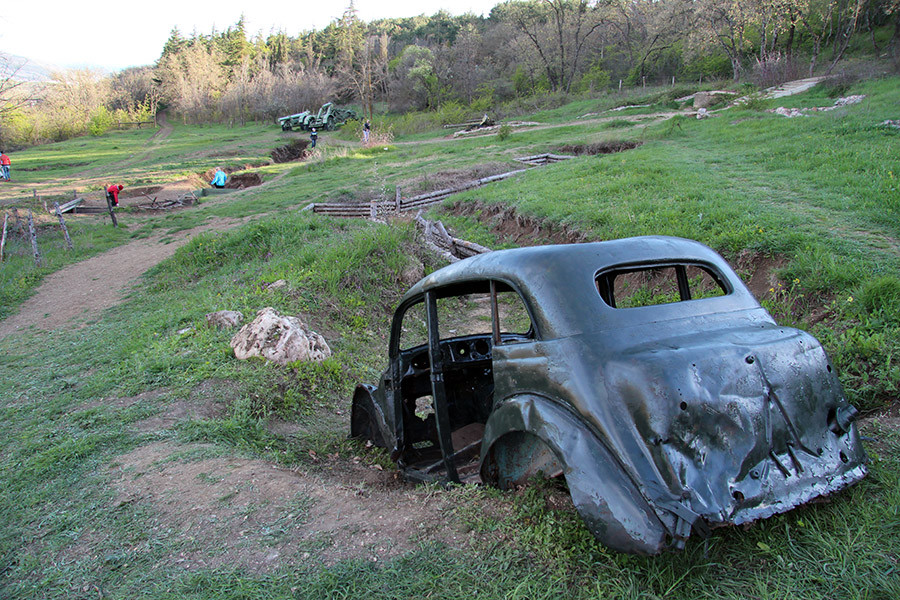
480,395,669,555
350,384,389,448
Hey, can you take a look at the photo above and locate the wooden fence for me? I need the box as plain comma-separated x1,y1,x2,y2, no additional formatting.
302,154,576,219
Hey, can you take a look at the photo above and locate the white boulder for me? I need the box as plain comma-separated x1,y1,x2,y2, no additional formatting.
231,307,331,365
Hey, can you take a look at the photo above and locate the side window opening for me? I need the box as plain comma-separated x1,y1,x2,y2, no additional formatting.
399,300,428,351
396,282,534,483
597,263,729,308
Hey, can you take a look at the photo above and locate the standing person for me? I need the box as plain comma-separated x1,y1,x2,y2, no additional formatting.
211,168,227,188
106,184,124,207
310,127,318,149
362,120,371,143
0,151,10,181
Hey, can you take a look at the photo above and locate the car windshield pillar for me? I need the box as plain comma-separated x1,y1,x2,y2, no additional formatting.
490,280,501,346
425,290,460,483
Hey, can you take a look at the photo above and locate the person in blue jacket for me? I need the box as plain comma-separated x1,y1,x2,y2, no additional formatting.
211,168,227,188
310,128,318,148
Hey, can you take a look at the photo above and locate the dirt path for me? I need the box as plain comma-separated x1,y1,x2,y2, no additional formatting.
0,216,243,339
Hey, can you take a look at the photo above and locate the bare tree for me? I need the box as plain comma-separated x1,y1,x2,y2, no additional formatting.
606,0,690,83
691,0,764,80
0,56,45,119
499,0,605,93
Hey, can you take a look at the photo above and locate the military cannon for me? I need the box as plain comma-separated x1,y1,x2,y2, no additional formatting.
278,103,359,132
278,110,311,131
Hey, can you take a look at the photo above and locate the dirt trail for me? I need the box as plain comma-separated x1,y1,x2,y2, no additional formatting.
0,216,243,339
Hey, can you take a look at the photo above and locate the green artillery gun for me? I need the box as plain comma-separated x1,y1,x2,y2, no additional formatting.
278,102,359,132
278,110,311,131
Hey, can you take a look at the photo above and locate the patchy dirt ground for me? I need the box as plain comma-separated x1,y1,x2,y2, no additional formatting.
36,382,500,573
104,440,471,572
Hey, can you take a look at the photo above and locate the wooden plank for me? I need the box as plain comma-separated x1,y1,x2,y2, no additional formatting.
54,202,74,250
401,195,453,211
57,198,84,214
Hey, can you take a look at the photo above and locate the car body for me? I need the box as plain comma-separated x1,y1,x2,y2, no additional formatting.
350,236,867,555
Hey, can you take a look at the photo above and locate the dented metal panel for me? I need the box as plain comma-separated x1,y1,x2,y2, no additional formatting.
351,236,867,554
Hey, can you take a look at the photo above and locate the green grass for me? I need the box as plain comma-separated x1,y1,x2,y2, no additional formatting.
1,74,899,599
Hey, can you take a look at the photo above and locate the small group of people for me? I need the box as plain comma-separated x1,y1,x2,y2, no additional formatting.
0,151,11,181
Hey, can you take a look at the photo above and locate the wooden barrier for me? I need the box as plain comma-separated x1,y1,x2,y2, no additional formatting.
27,209,42,266
307,167,530,218
54,202,74,250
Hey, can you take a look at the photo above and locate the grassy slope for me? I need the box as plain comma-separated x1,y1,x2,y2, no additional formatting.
448,76,900,408
1,77,899,599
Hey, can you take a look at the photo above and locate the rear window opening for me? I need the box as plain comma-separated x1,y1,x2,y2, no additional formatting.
596,263,730,308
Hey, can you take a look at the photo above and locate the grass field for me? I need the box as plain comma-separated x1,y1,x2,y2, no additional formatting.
1,75,899,599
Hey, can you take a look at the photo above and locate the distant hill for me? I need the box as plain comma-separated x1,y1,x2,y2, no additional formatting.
0,52,59,82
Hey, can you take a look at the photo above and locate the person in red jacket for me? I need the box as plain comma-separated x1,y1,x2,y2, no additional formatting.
106,184,124,207
0,151,10,181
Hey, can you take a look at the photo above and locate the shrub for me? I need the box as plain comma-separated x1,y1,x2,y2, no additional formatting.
436,101,468,126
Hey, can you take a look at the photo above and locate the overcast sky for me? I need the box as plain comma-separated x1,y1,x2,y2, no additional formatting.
0,0,500,72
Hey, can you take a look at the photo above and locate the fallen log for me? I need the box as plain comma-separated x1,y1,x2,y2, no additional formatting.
415,212,491,263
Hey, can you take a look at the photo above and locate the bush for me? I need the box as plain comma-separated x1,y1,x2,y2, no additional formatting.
469,85,495,114
436,101,468,126
578,64,611,93
817,71,864,98
750,52,801,89
496,124,512,141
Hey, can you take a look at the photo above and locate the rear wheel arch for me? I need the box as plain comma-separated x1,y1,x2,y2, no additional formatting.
480,395,669,555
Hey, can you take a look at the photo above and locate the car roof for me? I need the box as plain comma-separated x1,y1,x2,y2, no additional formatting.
401,236,765,339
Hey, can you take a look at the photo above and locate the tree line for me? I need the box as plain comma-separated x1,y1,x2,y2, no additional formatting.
2,0,898,146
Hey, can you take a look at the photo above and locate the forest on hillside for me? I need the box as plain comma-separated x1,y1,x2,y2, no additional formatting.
2,0,899,146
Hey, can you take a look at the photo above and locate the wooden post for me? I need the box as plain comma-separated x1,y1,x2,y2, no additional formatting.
395,186,401,212
54,202,73,250
27,209,42,267
12,207,24,238
370,199,377,220
105,191,118,227
0,213,7,262
619,80,622,91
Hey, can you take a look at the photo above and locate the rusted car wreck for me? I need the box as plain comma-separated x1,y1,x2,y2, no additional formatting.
351,236,867,554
